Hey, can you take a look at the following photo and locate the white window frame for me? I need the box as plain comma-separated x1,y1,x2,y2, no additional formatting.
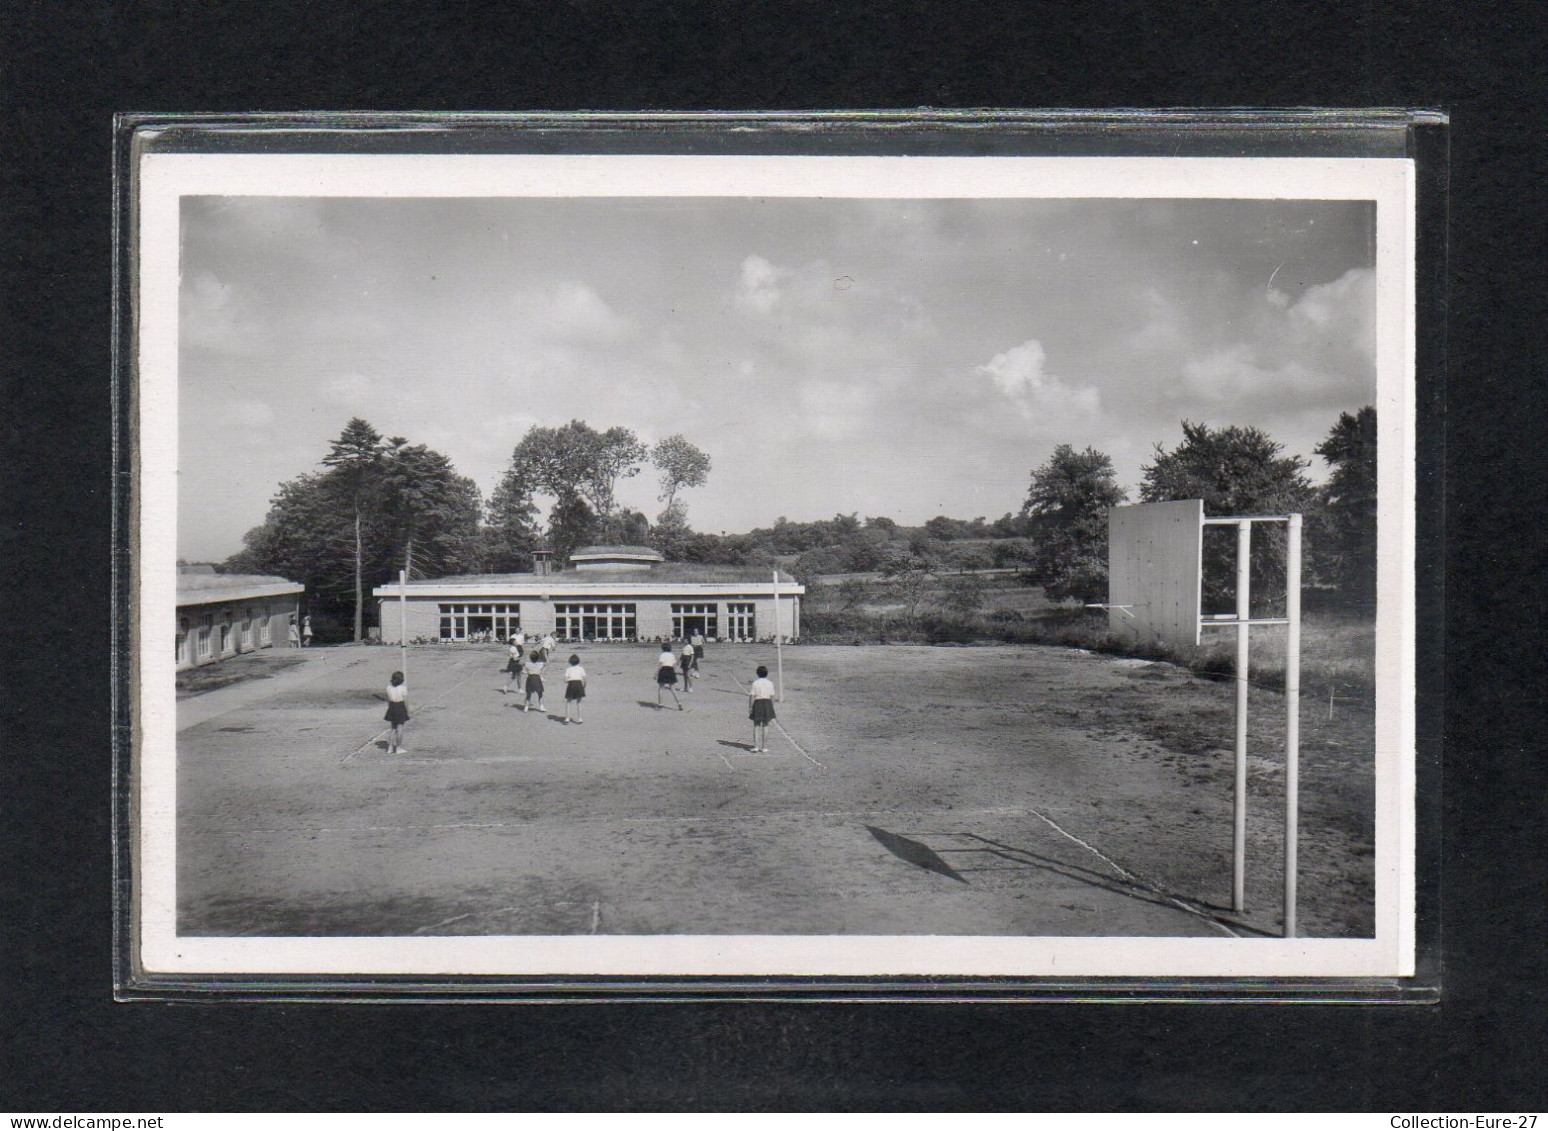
437,602,521,641
671,602,719,639
553,602,638,641
726,602,756,641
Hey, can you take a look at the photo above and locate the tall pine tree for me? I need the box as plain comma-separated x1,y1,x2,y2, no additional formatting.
321,418,386,642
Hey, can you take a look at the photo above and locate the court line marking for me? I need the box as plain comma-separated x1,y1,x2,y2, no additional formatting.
342,655,486,764
1020,807,1240,938
725,669,826,770
214,804,1038,837
412,905,527,934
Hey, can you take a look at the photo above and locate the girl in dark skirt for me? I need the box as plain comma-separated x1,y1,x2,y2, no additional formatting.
503,640,525,695
523,649,546,713
679,640,696,693
384,671,410,754
563,654,586,724
748,664,776,753
656,644,683,710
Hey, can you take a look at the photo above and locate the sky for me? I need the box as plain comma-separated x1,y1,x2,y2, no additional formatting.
178,194,1376,561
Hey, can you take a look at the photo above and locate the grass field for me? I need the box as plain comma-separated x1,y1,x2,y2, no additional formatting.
807,572,1376,705
176,637,1374,941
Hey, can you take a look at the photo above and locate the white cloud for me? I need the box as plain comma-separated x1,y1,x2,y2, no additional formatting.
1285,267,1375,361
1128,287,1186,352
974,339,1101,420
1174,267,1376,408
1181,345,1301,400
735,254,786,314
511,281,631,343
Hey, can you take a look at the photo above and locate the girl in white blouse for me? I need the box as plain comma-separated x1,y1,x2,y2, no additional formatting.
563,654,586,724
384,671,410,754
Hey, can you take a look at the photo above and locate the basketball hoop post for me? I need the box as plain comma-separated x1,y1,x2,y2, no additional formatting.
1112,503,1304,937
1284,513,1303,937
1233,521,1251,914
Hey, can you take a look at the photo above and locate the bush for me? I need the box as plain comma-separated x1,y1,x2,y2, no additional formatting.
913,612,978,643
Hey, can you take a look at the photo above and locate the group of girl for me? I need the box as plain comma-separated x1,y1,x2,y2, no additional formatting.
381,634,777,754
503,633,587,723
652,638,702,707
652,641,775,751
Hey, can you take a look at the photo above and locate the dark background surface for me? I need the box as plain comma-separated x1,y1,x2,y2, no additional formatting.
3,0,1544,1111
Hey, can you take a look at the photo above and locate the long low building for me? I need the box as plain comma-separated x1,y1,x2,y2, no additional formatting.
374,545,803,644
176,567,306,670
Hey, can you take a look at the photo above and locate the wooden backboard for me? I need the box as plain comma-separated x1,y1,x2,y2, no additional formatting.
1107,500,1204,652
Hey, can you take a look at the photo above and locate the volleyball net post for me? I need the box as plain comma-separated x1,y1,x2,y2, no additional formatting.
398,569,408,681
772,568,784,701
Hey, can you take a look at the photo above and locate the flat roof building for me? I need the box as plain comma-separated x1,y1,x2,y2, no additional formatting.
176,568,306,670
374,546,804,644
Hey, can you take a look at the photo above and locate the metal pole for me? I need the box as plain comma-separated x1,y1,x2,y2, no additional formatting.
772,568,784,701
1233,520,1251,914
1284,513,1303,937
398,568,408,682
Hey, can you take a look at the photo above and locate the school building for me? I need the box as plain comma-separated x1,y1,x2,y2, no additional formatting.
176,566,306,671
373,545,803,644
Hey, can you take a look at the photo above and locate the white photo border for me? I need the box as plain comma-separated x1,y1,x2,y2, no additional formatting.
134,152,1416,980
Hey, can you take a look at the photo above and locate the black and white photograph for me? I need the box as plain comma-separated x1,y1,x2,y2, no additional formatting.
134,151,1416,981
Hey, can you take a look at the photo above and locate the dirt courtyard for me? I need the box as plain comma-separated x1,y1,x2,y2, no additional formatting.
175,641,1375,939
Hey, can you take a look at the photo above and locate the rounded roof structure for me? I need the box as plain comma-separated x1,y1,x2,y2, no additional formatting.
569,544,665,563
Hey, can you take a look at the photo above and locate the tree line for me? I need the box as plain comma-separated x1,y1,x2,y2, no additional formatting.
223,407,1377,638
1020,408,1377,612
224,418,716,639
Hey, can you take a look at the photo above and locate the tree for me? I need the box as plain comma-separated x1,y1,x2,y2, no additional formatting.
652,434,712,516
924,515,970,541
598,507,651,546
880,548,937,621
829,512,862,538
1021,444,1128,603
950,544,996,573
378,440,482,579
546,494,596,563
939,573,988,616
989,511,1031,538
837,578,870,610
321,418,386,641
223,472,369,626
230,424,487,634
1313,406,1377,608
483,462,542,573
649,500,695,561
1141,421,1316,610
503,421,650,557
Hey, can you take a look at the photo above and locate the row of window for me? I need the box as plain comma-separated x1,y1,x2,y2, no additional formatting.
434,602,759,642
438,602,522,641
176,608,289,663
